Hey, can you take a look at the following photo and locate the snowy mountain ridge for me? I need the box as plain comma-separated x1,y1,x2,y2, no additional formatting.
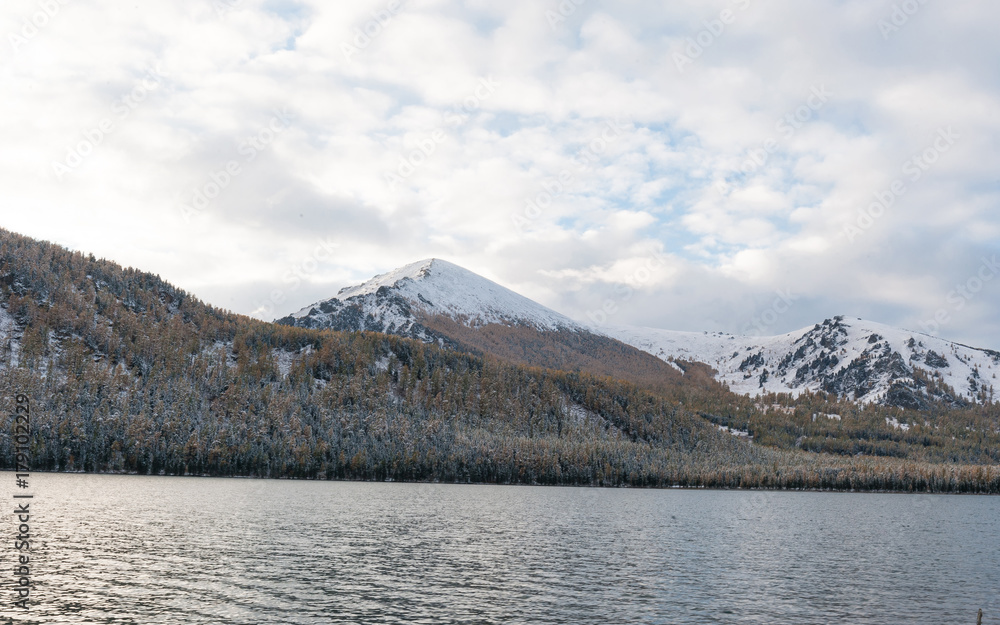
281,258,581,340
278,259,999,408
603,316,1000,408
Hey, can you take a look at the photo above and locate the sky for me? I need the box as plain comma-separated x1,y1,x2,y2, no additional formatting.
1,0,999,348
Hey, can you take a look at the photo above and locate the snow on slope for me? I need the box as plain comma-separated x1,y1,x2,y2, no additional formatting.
604,316,1000,406
0,304,19,366
283,259,581,335
278,258,1000,407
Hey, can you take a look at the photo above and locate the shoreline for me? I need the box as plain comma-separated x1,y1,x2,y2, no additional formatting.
3,468,997,496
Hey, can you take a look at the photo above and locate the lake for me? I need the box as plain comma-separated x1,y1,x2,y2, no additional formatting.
3,473,998,624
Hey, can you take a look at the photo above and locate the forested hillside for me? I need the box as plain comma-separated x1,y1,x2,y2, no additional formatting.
0,229,998,492
0,228,748,484
276,257,723,400
420,314,721,398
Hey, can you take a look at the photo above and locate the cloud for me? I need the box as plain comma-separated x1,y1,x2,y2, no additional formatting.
1,0,998,348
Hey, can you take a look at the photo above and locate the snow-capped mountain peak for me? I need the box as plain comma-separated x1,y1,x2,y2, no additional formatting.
279,259,999,408
603,315,1000,407
281,258,580,338
330,258,441,300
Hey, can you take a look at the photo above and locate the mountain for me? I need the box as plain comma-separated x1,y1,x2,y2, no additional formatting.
0,228,756,486
276,259,720,398
1,230,998,491
272,260,1000,467
606,315,1000,409
278,260,999,409
277,259,581,340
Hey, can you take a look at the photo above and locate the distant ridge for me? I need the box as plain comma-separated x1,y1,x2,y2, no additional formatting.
606,315,1000,408
281,260,1000,409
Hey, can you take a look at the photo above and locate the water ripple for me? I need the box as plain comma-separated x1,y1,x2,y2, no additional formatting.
4,473,998,624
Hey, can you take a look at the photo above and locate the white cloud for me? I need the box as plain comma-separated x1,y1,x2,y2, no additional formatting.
1,0,998,348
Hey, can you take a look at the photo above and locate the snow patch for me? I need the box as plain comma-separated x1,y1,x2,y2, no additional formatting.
274,349,294,378
885,417,911,431
0,305,20,367
716,424,752,440
812,413,841,422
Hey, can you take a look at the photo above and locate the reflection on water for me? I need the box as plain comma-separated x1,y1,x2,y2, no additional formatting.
7,473,999,624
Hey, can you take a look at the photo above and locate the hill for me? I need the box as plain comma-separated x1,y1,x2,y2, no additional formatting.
275,258,1000,469
281,259,1000,410
280,258,581,336
0,229,997,491
277,258,721,399
0,229,757,485
607,316,999,408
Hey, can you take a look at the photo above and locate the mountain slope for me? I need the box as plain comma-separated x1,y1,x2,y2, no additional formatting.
279,260,1000,409
0,230,997,490
279,259,581,340
605,316,1000,408
277,259,720,398
0,228,751,485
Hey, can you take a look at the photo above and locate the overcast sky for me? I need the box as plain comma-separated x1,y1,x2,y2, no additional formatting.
2,0,998,347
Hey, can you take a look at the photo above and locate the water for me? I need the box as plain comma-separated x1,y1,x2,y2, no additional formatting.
3,472,998,624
